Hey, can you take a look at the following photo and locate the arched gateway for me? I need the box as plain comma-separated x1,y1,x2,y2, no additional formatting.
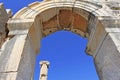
0,0,120,80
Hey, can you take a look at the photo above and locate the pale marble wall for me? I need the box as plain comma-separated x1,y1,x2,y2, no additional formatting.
16,36,36,80
0,35,28,80
95,33,120,80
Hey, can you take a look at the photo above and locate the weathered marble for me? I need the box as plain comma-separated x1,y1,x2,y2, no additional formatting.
0,0,120,80
6,9,12,18
16,35,36,80
39,61,50,80
94,33,120,80
0,35,27,80
0,3,9,48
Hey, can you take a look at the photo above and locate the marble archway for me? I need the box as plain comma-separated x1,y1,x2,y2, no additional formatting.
0,0,120,80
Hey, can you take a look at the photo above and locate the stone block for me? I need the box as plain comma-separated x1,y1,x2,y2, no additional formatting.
33,17,42,41
8,18,40,53
28,25,40,53
0,3,8,24
6,9,12,18
73,7,90,20
58,9,73,29
94,33,120,80
101,19,120,32
16,36,36,80
41,8,58,36
0,72,17,80
0,34,36,80
7,19,34,35
41,8,57,22
0,35,27,72
0,3,9,48
86,20,107,56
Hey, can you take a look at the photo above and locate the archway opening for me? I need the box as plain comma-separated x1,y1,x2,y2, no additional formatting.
34,30,99,80
0,0,120,80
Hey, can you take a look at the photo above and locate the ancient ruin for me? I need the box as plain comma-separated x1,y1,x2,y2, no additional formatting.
39,61,50,80
0,0,120,80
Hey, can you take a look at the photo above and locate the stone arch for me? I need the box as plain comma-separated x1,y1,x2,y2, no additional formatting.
0,0,120,80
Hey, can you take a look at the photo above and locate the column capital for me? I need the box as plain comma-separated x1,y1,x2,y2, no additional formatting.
40,61,50,68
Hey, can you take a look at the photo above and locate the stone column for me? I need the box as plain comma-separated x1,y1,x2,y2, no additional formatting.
39,61,50,80
0,17,40,80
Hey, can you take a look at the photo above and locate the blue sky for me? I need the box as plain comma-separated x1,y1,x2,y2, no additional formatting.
1,0,99,80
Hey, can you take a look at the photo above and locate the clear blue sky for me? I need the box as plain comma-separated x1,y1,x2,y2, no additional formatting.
0,0,99,80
